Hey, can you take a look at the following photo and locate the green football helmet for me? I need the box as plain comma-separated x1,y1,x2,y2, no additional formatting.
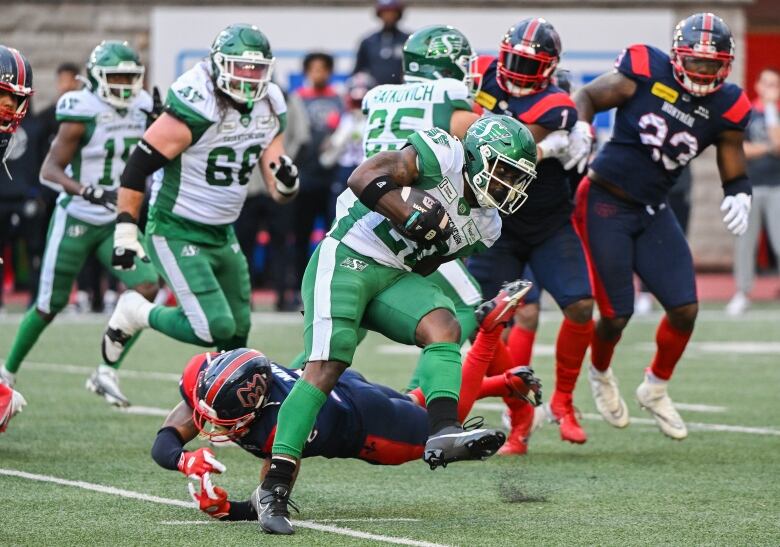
210,23,274,107
402,25,480,96
463,115,537,214
86,41,144,109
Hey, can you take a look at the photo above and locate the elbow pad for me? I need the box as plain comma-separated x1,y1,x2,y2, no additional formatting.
120,139,169,192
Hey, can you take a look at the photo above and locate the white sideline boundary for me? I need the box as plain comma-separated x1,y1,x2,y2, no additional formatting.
473,402,780,436
0,468,448,547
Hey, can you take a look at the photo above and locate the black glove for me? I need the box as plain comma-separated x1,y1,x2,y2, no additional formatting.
269,155,300,197
81,186,117,212
396,202,453,248
142,86,164,128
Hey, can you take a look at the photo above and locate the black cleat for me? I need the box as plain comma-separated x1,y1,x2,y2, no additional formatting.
251,484,298,535
423,424,506,470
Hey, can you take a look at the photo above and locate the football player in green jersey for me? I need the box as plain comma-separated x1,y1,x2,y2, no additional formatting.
256,116,537,535
2,41,158,408
104,25,298,364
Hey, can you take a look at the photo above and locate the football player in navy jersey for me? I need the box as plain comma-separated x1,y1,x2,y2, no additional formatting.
0,45,33,172
152,312,542,527
0,45,34,434
569,13,752,440
468,18,595,451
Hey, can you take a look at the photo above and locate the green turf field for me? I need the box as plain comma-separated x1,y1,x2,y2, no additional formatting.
1,307,779,546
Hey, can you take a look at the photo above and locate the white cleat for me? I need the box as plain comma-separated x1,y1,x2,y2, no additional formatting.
588,366,629,428
0,367,17,388
101,290,153,364
86,364,130,407
636,376,687,440
725,292,749,316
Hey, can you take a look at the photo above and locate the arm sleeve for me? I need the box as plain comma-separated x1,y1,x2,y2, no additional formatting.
406,128,458,188
614,44,653,81
55,91,95,123
517,92,577,130
721,89,752,131
151,426,185,470
164,78,214,143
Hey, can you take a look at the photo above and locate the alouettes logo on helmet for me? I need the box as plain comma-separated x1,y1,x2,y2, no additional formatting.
235,373,270,409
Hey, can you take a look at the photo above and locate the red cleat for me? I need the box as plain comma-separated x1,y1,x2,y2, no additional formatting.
498,401,534,456
548,392,587,444
503,366,543,406
475,279,533,332
0,384,26,434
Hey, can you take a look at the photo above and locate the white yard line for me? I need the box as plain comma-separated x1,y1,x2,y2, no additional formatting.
0,468,449,547
119,406,170,417
472,403,780,436
673,403,726,413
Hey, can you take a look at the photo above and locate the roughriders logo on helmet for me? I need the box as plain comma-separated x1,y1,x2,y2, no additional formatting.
426,34,463,59
472,120,512,143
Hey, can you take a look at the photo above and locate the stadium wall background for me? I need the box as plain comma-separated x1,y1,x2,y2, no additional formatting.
1,0,771,269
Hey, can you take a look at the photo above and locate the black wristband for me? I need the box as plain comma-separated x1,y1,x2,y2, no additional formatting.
150,426,185,471
116,212,137,224
120,139,169,192
222,500,258,521
358,177,399,211
723,174,751,197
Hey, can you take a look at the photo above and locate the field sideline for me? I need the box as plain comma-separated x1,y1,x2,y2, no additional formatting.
1,306,779,545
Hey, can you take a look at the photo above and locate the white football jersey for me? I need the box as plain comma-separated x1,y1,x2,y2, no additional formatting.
148,62,286,241
55,88,150,225
331,127,501,271
361,78,471,159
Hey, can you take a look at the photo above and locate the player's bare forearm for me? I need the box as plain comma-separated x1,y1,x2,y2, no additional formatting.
348,146,419,223
161,401,199,444
117,187,146,221
39,122,86,196
573,71,637,122
716,130,748,183
449,110,479,140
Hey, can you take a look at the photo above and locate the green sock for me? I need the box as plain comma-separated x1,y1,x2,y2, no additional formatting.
104,332,141,370
217,334,248,352
149,306,211,346
5,307,50,374
418,342,462,405
271,379,327,458
405,310,473,392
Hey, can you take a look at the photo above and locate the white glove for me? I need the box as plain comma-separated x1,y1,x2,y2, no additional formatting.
563,120,594,173
720,193,751,236
112,221,147,270
537,130,570,161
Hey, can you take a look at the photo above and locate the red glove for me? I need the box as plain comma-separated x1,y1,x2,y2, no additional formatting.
177,447,226,479
188,473,230,519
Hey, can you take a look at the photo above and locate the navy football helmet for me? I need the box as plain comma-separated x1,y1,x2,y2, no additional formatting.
0,45,34,133
497,18,561,97
671,13,734,96
192,348,273,440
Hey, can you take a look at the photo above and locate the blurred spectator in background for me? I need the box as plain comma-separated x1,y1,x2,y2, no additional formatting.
726,67,780,315
235,89,310,311
353,0,408,85
0,101,48,312
294,52,343,287
319,72,375,222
